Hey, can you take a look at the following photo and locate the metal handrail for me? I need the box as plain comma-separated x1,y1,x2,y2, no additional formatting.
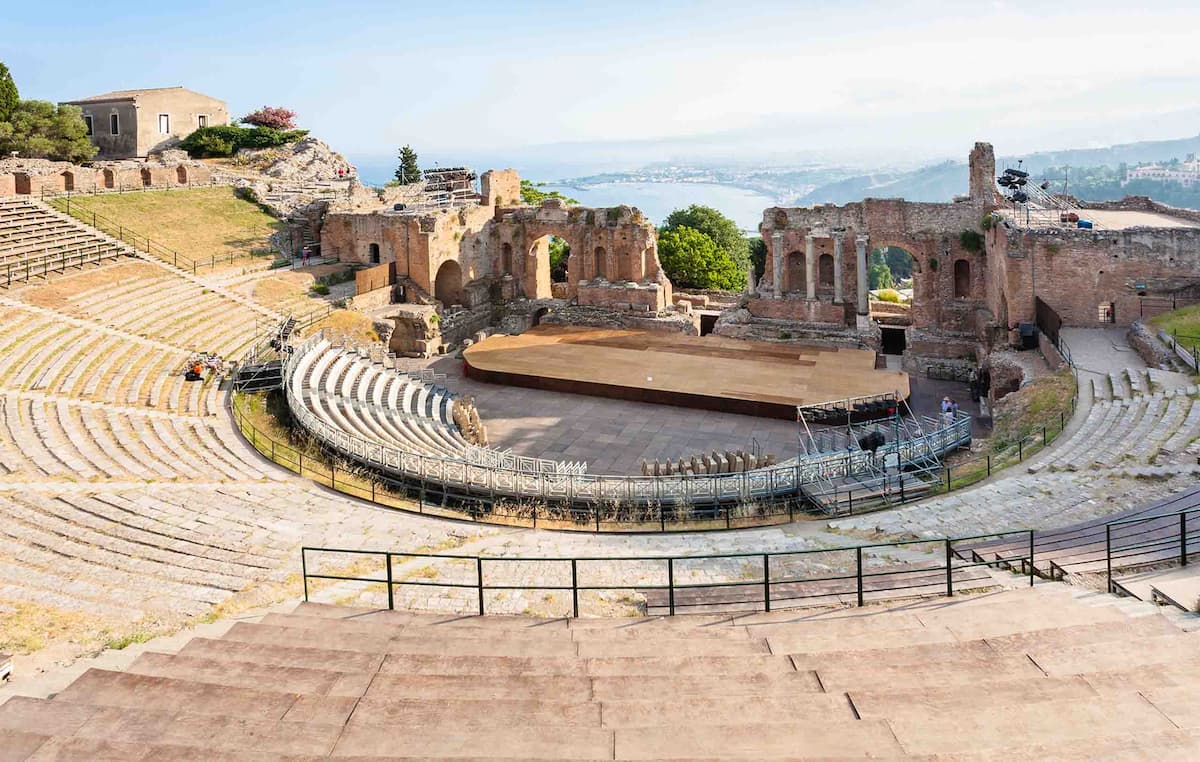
299,527,1036,617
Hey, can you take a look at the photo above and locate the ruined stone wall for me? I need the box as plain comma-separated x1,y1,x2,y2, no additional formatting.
759,199,990,335
480,169,520,207
992,222,1200,327
489,200,665,302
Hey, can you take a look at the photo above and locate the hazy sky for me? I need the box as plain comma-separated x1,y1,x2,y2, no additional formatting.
7,1,1200,166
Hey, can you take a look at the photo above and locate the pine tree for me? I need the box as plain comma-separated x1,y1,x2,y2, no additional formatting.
395,145,421,184
0,62,19,122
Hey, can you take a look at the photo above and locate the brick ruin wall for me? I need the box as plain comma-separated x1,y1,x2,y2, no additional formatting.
321,191,671,317
988,222,1200,328
0,157,213,196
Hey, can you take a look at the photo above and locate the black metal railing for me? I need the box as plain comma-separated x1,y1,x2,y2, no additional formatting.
45,194,275,274
1105,505,1200,595
300,529,1037,617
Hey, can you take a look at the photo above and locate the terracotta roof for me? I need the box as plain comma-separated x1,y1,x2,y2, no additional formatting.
65,86,222,104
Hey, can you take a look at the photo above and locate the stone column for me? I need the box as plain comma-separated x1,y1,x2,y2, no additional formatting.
805,233,816,300
855,235,870,326
832,233,844,303
770,232,783,299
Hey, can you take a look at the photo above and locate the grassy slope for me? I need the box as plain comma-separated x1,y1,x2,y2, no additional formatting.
1151,303,1200,340
63,187,282,264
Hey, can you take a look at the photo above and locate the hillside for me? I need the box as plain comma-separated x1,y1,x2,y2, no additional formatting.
60,187,283,267
797,133,1200,207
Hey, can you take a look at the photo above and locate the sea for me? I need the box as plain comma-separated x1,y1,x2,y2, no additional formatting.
351,156,778,232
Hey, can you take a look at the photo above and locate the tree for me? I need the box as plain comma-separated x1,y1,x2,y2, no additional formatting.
241,106,296,130
868,262,893,290
656,225,742,290
548,236,570,282
662,205,750,273
884,247,913,279
519,179,577,205
394,145,421,184
747,236,767,283
0,62,17,122
0,100,96,162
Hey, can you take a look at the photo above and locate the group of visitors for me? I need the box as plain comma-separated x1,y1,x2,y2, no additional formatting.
941,396,960,426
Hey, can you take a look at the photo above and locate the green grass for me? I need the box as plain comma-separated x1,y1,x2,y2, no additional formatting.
59,187,282,264
1151,303,1200,341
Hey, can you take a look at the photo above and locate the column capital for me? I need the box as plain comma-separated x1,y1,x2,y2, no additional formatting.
855,234,870,245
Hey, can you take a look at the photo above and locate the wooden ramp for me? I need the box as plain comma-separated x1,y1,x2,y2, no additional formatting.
464,326,909,419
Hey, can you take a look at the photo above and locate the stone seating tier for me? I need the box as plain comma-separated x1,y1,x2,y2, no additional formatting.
3,584,1200,758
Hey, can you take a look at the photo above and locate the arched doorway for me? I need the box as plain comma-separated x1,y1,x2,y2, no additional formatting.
62,171,74,192
501,243,513,275
434,260,464,307
548,237,569,283
785,251,806,294
532,307,551,327
140,169,152,187
368,243,380,265
593,246,606,280
954,259,971,298
102,169,115,189
176,165,188,185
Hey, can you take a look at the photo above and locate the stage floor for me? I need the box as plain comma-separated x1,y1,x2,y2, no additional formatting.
463,326,909,418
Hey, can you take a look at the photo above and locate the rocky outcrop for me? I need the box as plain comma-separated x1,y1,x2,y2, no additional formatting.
1128,320,1185,371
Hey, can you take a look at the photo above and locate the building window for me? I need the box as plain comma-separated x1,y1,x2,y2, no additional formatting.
198,115,208,128
158,114,170,134
83,115,93,136
109,113,119,135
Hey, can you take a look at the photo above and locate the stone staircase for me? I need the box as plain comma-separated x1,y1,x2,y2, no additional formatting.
4,583,1200,757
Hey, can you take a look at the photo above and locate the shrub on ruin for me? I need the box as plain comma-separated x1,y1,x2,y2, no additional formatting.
876,289,902,303
241,106,297,130
179,125,308,157
959,230,985,253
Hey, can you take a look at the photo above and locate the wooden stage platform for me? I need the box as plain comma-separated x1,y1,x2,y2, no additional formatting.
462,326,909,419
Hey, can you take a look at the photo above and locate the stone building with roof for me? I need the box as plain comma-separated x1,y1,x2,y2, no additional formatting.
63,87,228,159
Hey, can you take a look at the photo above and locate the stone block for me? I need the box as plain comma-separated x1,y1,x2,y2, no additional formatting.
714,453,728,473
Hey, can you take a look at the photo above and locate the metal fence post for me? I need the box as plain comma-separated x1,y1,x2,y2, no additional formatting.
571,559,579,618
385,552,394,611
667,557,675,616
1105,524,1113,594
301,549,309,602
762,553,771,612
986,455,991,477
1028,530,1035,587
856,546,864,607
476,557,485,615
1182,513,1188,567
1019,440,1024,461
944,539,953,597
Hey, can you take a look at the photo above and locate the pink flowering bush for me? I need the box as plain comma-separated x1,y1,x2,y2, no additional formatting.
241,106,297,130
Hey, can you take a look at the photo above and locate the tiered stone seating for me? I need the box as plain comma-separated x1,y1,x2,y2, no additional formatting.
293,339,471,461
3,583,1200,758
0,198,131,281
1036,386,1200,472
